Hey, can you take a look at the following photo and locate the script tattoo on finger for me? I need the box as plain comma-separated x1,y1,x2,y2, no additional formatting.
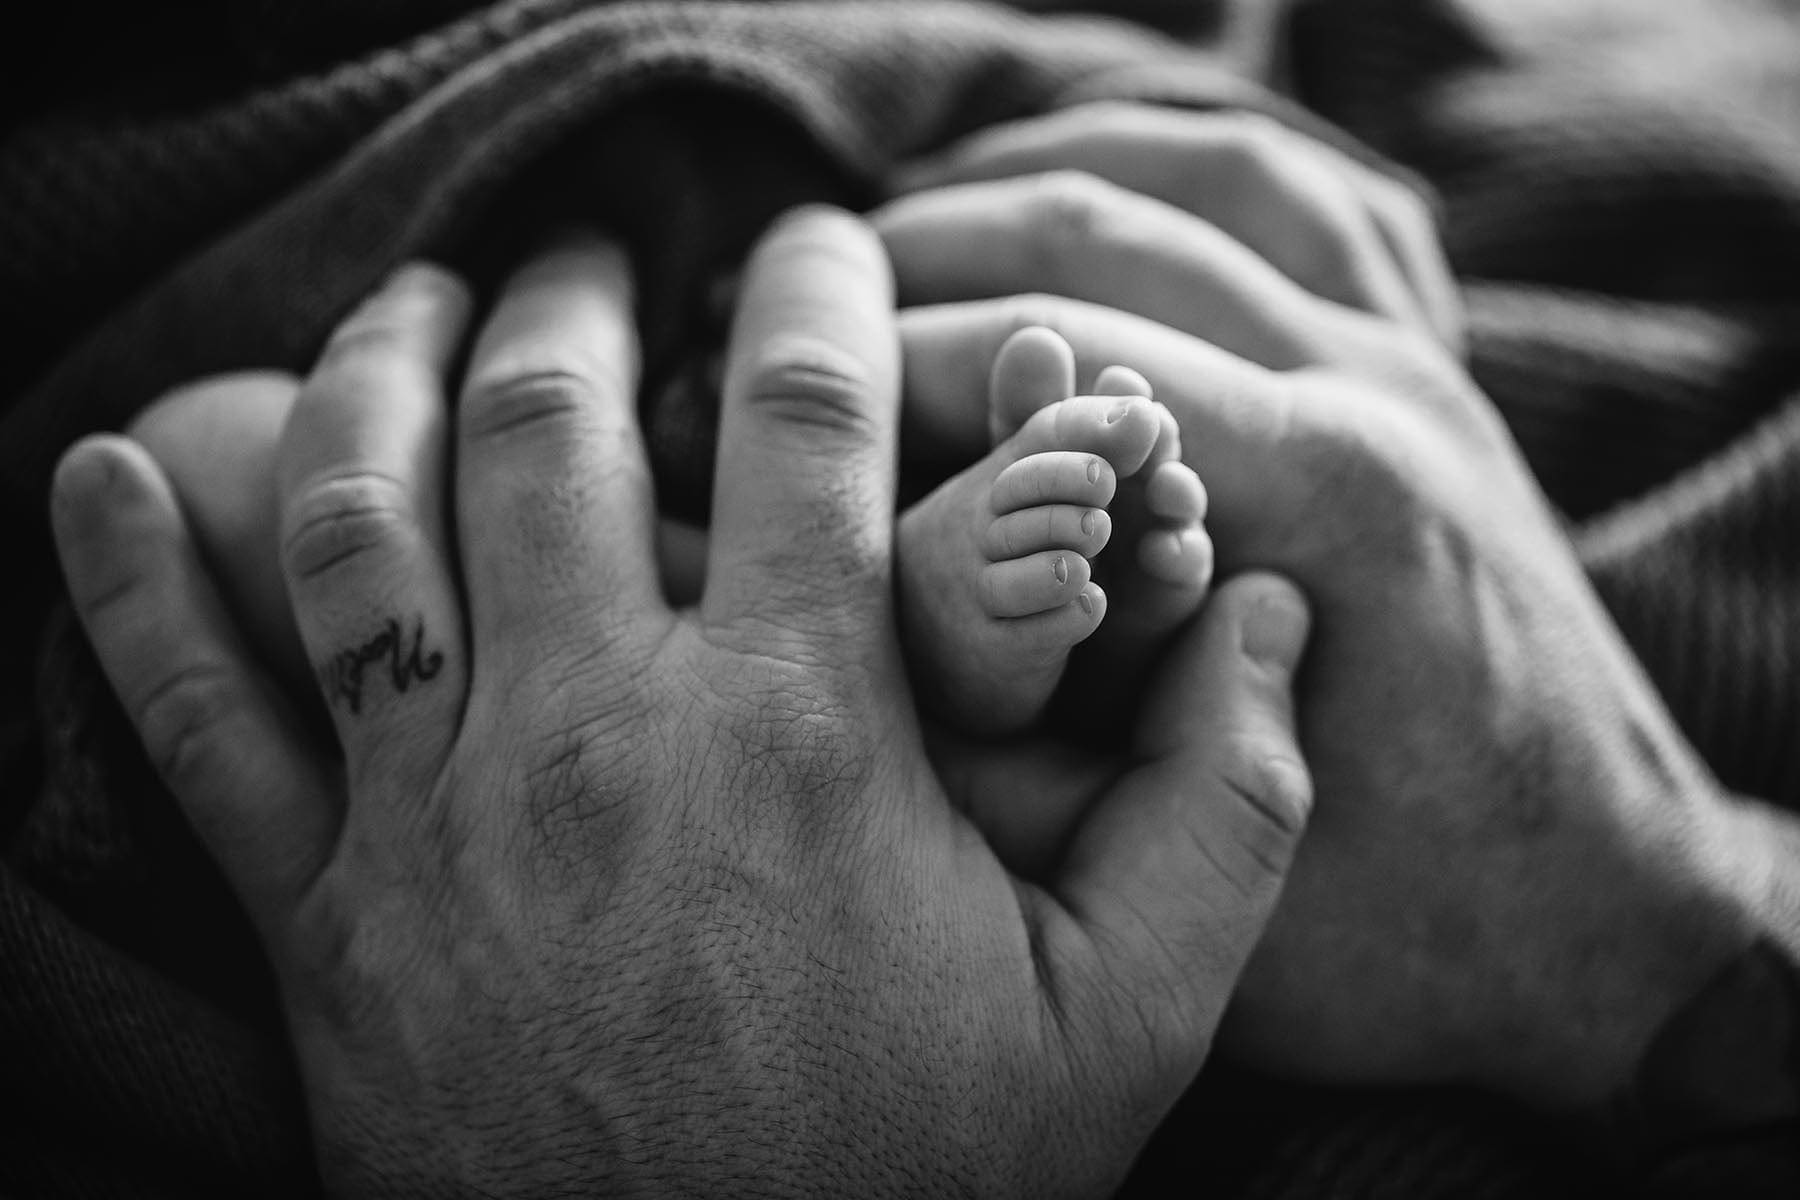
318,615,445,716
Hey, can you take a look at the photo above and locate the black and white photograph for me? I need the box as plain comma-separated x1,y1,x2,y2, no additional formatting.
2,1,1796,1195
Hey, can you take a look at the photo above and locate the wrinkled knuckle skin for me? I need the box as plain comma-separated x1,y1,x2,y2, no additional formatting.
282,471,416,583
742,335,881,441
135,661,241,793
463,367,621,445
1217,735,1311,878
1029,169,1121,251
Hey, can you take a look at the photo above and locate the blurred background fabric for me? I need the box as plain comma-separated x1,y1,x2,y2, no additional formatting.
2,1,1797,1195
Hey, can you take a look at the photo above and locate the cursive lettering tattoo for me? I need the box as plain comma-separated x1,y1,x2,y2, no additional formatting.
318,615,445,716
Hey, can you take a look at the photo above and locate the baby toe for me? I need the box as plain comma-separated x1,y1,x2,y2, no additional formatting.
991,450,1117,515
1145,460,1208,524
983,503,1112,561
1137,525,1215,591
980,549,1094,618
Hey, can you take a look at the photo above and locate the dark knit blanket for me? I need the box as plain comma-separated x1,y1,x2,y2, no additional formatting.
2,0,1797,1195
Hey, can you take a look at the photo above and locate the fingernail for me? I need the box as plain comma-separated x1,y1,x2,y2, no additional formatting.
1080,509,1097,536
1105,400,1135,424
1242,583,1309,671
1086,458,1102,484
1078,591,1094,615
1053,556,1069,585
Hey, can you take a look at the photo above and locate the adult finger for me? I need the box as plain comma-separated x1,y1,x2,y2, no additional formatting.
876,170,1334,371
704,207,901,646
901,298,1307,561
52,436,336,946
1056,572,1312,1055
280,265,471,781
892,102,1459,345
130,372,311,695
458,232,666,669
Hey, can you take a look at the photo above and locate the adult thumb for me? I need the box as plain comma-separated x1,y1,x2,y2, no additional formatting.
1055,571,1313,1064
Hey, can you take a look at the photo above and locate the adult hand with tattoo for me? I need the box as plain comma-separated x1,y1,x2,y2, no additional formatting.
48,209,1318,1196
873,102,1800,1124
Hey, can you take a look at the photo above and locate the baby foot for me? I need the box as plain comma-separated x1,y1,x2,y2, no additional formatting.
898,392,1143,735
1087,364,1214,650
897,328,1214,737
1046,361,1214,741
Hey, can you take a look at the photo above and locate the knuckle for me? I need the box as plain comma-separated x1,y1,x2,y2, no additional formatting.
1000,293,1075,344
463,365,622,445
1290,389,1400,482
1049,98,1146,144
1029,169,1123,250
1214,117,1338,218
282,470,415,583
1213,111,1287,176
741,334,881,440
1217,733,1312,843
1374,178,1438,238
134,661,242,792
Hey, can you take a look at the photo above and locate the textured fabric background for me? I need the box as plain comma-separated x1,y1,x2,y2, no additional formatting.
2,0,1796,1194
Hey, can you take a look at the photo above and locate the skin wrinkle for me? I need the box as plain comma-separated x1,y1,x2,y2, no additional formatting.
281,470,422,584
460,364,636,447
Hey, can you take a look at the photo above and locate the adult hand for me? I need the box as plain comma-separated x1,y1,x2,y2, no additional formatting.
51,211,1316,1196
875,103,1797,1111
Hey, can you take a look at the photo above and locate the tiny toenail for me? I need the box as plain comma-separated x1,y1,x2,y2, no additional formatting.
1053,556,1069,584
1078,592,1094,615
1105,400,1134,424
1080,509,1097,535
1086,459,1102,484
